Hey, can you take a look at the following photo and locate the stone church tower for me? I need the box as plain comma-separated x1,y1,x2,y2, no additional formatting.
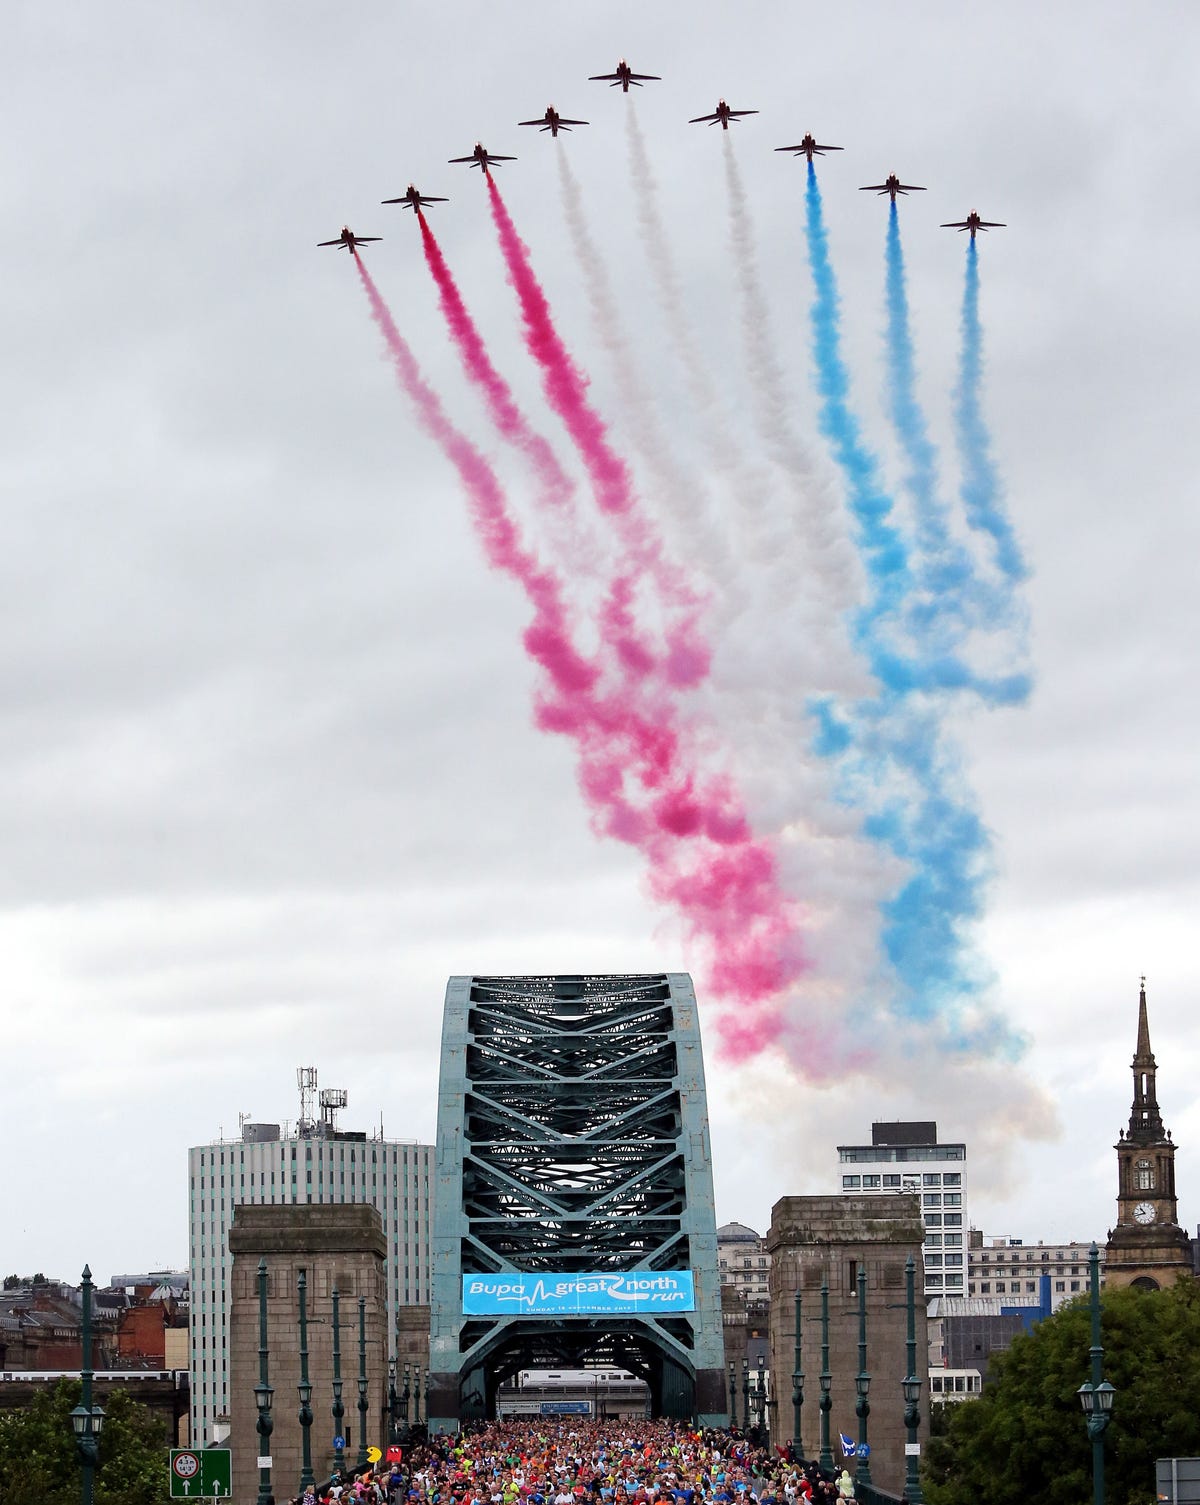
1105,980,1192,1290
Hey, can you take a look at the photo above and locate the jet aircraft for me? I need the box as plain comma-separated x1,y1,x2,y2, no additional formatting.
381,185,449,213
588,58,661,91
317,226,381,254
775,134,843,162
448,143,517,172
940,210,1006,240
690,99,759,130
519,106,589,137
860,174,926,200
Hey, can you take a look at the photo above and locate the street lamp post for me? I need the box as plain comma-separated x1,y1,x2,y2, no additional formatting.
741,1359,750,1436
402,1362,411,1435
356,1297,370,1468
389,1357,399,1443
297,1267,316,1492
757,1355,767,1440
331,1287,345,1476
728,1362,738,1429
791,1291,804,1460
1077,1244,1116,1505
253,1258,274,1505
818,1279,833,1470
901,1254,925,1505
70,1265,106,1505
854,1269,872,1489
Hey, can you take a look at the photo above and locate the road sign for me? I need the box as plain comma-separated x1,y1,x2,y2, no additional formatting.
170,1448,232,1498
334,1436,345,1449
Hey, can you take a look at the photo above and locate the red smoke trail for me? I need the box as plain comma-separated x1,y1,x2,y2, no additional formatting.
484,174,709,690
354,255,807,1059
418,213,575,513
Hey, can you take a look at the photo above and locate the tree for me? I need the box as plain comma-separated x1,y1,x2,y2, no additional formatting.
923,1278,1200,1505
0,1378,173,1505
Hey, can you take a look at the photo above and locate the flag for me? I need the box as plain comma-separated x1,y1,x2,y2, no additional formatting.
839,1434,856,1458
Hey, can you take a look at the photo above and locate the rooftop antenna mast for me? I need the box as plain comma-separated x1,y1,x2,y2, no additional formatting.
297,1066,318,1135
320,1087,348,1134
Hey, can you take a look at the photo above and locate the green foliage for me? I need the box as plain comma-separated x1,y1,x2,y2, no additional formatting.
922,1279,1200,1505
0,1378,172,1505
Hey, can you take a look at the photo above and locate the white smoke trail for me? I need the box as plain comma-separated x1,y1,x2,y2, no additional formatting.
721,136,859,611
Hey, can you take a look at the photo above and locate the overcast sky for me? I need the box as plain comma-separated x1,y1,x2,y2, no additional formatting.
3,0,1198,1283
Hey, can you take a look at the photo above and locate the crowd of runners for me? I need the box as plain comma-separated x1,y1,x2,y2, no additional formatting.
292,1419,874,1505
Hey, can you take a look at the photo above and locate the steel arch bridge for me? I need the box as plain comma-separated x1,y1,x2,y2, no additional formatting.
428,973,728,1427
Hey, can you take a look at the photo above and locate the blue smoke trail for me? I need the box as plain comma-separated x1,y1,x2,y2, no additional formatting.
803,163,1019,1042
956,239,1027,582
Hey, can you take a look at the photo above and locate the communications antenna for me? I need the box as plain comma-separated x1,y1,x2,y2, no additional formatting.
297,1067,318,1134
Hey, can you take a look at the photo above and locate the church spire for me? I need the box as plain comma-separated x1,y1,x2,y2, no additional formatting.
1125,976,1164,1144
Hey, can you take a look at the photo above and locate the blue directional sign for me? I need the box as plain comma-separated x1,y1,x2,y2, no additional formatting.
462,1270,695,1316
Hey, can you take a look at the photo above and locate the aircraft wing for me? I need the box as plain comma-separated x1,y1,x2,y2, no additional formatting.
689,112,721,124
977,219,1006,228
897,184,926,192
940,220,970,230
354,236,382,243
814,143,843,153
448,154,477,163
727,109,759,119
557,117,589,127
317,238,345,247
518,118,550,127
860,184,891,192
627,72,660,82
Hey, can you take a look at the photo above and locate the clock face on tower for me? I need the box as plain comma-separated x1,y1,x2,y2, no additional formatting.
1133,1201,1157,1224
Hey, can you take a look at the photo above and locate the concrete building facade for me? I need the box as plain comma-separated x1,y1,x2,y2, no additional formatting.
967,1232,1105,1308
767,1195,927,1498
717,1222,771,1304
189,1084,434,1446
228,1205,389,1505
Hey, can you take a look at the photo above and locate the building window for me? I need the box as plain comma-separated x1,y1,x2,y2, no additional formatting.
863,1175,881,1188
980,1282,990,1294
996,1282,1006,1293
945,1274,963,1288
923,1174,942,1187
943,1173,961,1187
925,1214,942,1228
943,1215,963,1228
945,1254,963,1268
925,1254,943,1268
1056,1281,1065,1292
943,1193,962,1207
883,1174,900,1188
923,1194,942,1208
1071,1281,1080,1292
944,1234,963,1248
1136,1161,1153,1189
843,1175,861,1189
926,1234,942,1248
1026,1282,1036,1293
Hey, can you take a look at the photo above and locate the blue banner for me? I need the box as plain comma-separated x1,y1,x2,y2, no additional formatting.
462,1270,695,1316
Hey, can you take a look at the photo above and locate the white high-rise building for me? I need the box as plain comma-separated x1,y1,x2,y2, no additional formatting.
836,1121,969,1299
188,1070,434,1447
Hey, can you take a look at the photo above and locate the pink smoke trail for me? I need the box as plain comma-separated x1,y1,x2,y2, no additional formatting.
484,175,710,689
418,213,575,514
353,255,809,1060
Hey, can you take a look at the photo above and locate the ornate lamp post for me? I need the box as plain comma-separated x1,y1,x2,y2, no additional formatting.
297,1268,315,1492
791,1290,804,1459
253,1258,274,1505
424,1369,430,1427
402,1361,412,1435
741,1358,750,1435
756,1355,768,1438
854,1269,872,1489
389,1357,399,1443
70,1266,106,1505
818,1279,833,1470
356,1297,370,1468
728,1362,737,1428
1077,1244,1116,1505
901,1255,925,1504
331,1286,346,1476
413,1365,423,1426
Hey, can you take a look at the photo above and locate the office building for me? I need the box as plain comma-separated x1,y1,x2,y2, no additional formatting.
716,1221,771,1303
188,1068,433,1447
836,1121,968,1299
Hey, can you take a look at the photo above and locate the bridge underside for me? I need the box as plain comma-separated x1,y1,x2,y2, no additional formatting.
430,974,728,1427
